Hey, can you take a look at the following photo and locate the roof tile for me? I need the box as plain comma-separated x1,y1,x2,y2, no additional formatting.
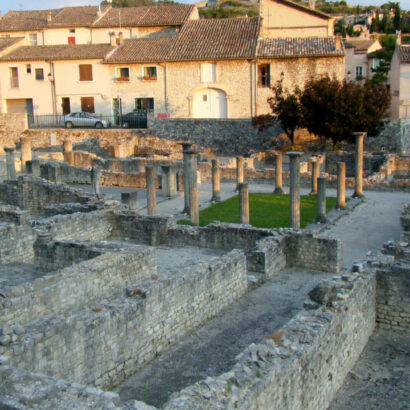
398,45,410,63
0,9,61,32
257,37,345,58
93,5,195,28
0,44,114,62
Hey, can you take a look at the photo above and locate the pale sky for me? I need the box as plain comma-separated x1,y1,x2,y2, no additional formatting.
0,0,409,15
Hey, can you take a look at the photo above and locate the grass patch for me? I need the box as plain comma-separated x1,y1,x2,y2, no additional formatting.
178,193,338,228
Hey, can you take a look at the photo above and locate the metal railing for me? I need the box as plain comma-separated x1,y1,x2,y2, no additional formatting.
27,111,148,129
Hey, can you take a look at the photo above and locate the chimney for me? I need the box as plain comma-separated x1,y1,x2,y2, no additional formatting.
118,31,123,45
396,30,402,45
109,31,116,47
335,34,342,51
309,0,315,10
47,11,52,22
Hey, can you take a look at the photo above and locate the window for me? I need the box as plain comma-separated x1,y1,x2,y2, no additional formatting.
68,37,75,45
29,33,37,46
26,64,31,74
143,66,157,80
355,66,363,80
35,68,44,80
116,67,130,81
201,63,216,83
69,29,75,34
81,97,95,113
258,64,270,87
9,67,19,88
135,98,154,110
79,64,93,81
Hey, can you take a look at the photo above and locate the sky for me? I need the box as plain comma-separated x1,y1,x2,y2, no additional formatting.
0,0,409,15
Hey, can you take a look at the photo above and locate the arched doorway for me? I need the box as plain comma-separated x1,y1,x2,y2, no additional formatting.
193,88,227,119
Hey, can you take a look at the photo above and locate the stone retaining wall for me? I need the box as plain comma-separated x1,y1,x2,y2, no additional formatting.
0,222,35,264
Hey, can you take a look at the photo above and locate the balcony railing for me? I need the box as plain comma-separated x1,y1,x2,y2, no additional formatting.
10,77,19,88
116,77,130,82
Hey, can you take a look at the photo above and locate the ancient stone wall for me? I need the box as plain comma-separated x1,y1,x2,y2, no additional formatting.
0,222,35,264
376,204,409,332
149,118,259,155
285,232,342,272
0,114,28,154
1,247,154,329
1,250,247,388
0,176,95,216
163,271,376,409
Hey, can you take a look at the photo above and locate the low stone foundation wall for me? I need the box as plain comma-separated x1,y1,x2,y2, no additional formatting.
1,247,154,329
1,249,247,388
0,222,35,264
163,270,376,409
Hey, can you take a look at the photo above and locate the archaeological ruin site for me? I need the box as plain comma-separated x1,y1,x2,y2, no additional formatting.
0,116,408,409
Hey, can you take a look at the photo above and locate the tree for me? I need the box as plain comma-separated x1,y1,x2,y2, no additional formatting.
267,80,301,144
298,75,391,143
371,9,380,32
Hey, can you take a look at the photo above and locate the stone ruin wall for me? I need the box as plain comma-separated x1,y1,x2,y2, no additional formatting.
376,204,410,332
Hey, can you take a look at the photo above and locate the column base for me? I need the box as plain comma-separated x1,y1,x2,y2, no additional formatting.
336,204,347,210
273,187,285,194
182,206,190,214
211,194,221,203
309,190,318,196
352,192,364,198
314,215,328,224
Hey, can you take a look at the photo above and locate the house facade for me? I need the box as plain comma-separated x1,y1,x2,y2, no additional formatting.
344,37,382,80
390,44,410,119
0,0,345,120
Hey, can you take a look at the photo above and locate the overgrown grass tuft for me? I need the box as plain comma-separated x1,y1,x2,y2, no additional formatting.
178,193,338,228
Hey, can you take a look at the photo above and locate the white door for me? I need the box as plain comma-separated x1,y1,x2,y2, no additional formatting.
193,88,227,119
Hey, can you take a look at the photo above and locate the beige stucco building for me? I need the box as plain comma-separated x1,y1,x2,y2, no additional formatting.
0,0,345,120
344,38,382,80
390,44,410,119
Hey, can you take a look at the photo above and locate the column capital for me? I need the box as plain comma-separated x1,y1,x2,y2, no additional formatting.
4,147,14,153
287,151,304,158
352,131,367,138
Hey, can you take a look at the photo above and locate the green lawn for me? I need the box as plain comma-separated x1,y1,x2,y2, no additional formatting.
178,193,338,228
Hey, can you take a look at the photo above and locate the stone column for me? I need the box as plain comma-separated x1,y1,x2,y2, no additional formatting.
20,136,31,173
287,152,303,229
273,152,284,194
236,156,244,191
353,132,366,198
91,166,101,195
64,151,74,166
49,164,61,183
146,165,156,215
63,140,72,153
337,162,347,209
187,150,199,226
211,159,221,202
309,157,320,195
239,183,250,225
161,165,177,198
180,142,193,214
121,192,138,210
4,147,16,180
314,176,327,224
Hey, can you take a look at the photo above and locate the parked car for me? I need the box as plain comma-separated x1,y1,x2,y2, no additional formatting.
120,111,147,128
59,112,111,128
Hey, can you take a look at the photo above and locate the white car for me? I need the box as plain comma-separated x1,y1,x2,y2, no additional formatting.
60,112,110,128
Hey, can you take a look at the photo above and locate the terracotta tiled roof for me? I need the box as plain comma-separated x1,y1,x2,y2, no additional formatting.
344,39,378,51
398,45,410,63
0,44,114,62
47,5,110,28
274,0,332,20
93,5,195,28
257,37,345,58
105,37,175,63
0,37,24,52
167,17,260,61
0,9,61,32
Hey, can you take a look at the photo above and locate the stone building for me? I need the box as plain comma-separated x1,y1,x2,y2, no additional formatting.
0,0,345,118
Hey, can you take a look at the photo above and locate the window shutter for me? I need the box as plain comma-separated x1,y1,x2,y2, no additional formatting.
79,64,93,81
